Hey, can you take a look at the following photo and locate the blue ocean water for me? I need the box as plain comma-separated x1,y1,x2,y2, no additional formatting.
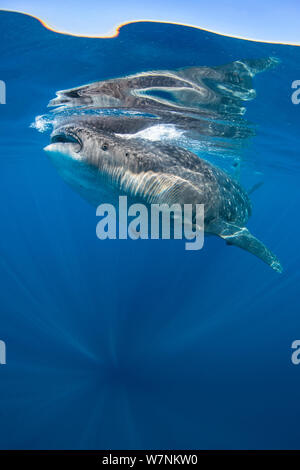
0,10,300,450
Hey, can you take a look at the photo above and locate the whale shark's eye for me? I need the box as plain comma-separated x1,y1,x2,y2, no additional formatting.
102,143,108,151
125,152,129,157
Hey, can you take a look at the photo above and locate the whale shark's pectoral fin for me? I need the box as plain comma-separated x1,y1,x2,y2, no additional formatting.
208,220,283,273
248,181,264,195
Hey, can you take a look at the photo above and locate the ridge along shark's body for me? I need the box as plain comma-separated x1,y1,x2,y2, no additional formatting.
44,121,282,273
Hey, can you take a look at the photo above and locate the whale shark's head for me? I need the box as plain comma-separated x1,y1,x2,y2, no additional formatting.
44,122,131,205
45,122,125,165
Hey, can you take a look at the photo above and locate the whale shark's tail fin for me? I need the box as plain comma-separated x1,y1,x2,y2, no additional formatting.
208,220,283,273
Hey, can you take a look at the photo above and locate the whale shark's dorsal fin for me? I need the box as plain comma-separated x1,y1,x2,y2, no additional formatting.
208,220,282,273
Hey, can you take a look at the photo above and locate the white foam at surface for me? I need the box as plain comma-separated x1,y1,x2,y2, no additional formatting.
116,124,184,142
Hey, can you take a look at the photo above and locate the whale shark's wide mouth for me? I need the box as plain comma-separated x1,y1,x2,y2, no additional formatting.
44,130,83,155
51,131,82,149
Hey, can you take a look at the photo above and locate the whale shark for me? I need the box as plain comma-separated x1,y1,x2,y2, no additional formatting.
44,120,282,272
41,56,282,272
